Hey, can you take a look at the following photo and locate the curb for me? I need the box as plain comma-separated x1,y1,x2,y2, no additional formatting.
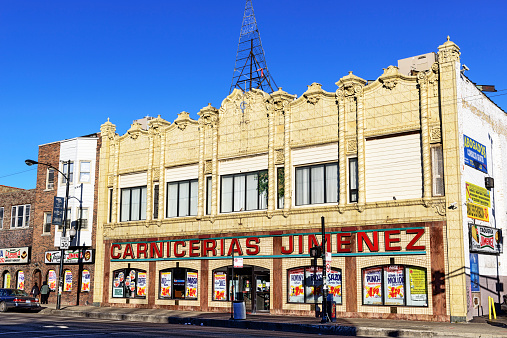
40,309,506,338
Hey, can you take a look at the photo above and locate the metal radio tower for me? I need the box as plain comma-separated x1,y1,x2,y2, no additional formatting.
230,0,278,94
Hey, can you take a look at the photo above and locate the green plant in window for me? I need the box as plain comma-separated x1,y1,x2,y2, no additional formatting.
258,171,269,196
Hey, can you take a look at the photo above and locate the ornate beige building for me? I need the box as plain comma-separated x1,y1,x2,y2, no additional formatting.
93,38,507,322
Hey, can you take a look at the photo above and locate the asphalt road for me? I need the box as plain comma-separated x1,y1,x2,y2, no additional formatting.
0,311,362,337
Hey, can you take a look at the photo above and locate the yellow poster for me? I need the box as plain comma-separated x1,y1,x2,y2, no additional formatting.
466,182,490,207
5,273,10,288
409,267,427,301
467,203,489,222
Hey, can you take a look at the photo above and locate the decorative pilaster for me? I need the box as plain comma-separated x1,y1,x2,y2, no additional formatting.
149,116,170,225
197,119,205,219
418,72,432,204
356,86,366,211
336,89,346,211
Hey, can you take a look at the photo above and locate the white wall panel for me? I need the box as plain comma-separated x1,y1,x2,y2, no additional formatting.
365,133,422,202
119,172,147,188
219,154,268,175
165,164,198,182
292,143,338,166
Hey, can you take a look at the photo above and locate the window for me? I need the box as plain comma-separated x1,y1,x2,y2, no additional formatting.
43,212,52,233
206,177,212,215
59,208,71,230
112,268,147,299
287,267,342,304
159,268,198,300
153,184,159,219
167,180,198,218
120,186,147,222
431,146,444,196
47,168,55,190
295,163,338,206
0,207,3,229
108,188,113,223
362,265,428,307
349,158,358,203
77,208,88,229
221,170,268,213
277,167,285,209
11,204,30,228
79,161,91,183
61,162,74,184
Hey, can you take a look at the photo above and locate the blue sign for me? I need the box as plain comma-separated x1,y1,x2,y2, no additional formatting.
52,196,64,226
464,135,487,173
470,253,480,292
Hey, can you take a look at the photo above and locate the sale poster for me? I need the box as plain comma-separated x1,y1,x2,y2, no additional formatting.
64,270,73,292
363,268,382,305
137,272,147,296
160,272,172,298
81,270,90,292
385,266,404,305
186,272,198,298
328,269,342,303
213,272,227,301
408,267,427,301
17,271,24,290
4,273,10,288
48,270,57,291
288,268,304,303
304,267,322,304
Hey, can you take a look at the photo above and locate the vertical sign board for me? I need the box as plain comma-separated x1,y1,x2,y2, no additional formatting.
470,253,480,292
463,135,487,173
52,197,64,226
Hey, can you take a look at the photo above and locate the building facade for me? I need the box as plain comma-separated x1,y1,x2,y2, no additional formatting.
0,186,35,292
32,135,100,306
93,38,506,322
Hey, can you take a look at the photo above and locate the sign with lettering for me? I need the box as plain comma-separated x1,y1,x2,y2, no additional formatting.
327,269,342,303
45,249,94,264
470,223,502,254
467,203,489,222
464,135,487,173
466,182,490,207
52,197,64,226
385,266,404,305
363,267,382,305
213,272,227,301
137,272,147,296
288,268,305,303
470,253,480,292
81,270,90,292
0,247,29,264
48,270,57,291
64,270,72,291
186,272,198,299
160,272,172,298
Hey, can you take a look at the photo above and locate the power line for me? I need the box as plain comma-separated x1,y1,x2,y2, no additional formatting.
0,168,36,180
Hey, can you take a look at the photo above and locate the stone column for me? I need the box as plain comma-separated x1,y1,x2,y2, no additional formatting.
418,72,432,203
197,120,205,219
267,106,276,215
336,90,346,210
355,86,366,210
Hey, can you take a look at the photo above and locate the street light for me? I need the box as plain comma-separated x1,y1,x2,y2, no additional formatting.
26,158,71,310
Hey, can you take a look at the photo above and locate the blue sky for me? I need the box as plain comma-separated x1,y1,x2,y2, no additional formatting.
1,0,506,189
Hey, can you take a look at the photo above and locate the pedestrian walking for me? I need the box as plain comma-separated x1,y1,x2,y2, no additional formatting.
30,282,40,301
40,281,50,304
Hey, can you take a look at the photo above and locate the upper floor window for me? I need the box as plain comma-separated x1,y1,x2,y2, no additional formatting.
206,176,211,215
43,212,52,234
46,168,55,190
431,146,444,196
79,161,91,183
221,170,268,213
295,163,338,206
153,184,159,219
0,207,4,229
120,186,147,222
77,208,89,229
11,204,30,228
61,162,74,184
349,158,358,203
58,208,72,231
167,180,198,218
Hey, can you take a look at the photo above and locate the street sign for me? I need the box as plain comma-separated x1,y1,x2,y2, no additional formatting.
234,257,243,268
60,237,70,250
326,252,332,274
52,197,64,226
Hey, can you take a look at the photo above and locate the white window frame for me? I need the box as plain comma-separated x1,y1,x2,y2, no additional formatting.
349,157,358,203
220,170,268,213
166,179,198,218
46,168,55,190
79,161,91,183
43,212,52,234
10,204,31,228
77,208,89,230
294,162,338,206
120,186,147,222
431,145,444,196
61,162,74,184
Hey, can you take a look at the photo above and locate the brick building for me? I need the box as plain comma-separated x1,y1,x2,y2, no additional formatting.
0,186,36,292
88,37,504,322
31,135,100,306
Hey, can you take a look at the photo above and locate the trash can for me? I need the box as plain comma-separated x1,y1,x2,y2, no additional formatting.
233,301,246,320
327,301,336,322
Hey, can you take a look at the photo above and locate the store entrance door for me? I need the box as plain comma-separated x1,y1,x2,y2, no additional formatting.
228,265,270,313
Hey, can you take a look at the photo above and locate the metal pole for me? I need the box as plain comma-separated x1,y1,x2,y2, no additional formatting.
56,160,71,310
321,216,328,323
230,248,235,320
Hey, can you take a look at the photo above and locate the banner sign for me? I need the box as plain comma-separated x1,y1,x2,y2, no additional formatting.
464,135,487,173
0,247,29,264
213,272,227,301
470,223,502,254
470,253,480,292
52,197,64,226
467,203,489,222
466,182,490,207
45,249,94,264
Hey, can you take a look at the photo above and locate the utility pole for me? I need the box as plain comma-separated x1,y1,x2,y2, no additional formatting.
321,216,328,323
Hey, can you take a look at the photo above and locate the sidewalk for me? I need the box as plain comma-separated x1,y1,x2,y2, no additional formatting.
39,304,507,337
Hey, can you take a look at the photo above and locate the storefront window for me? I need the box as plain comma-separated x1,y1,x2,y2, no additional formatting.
158,268,198,300
2,271,11,288
287,267,342,304
362,265,427,307
112,268,147,299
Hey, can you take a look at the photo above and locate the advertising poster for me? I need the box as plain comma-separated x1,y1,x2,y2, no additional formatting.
186,272,198,299
304,267,322,303
408,267,427,301
385,266,404,305
64,270,72,291
81,270,90,292
4,273,10,288
213,272,227,301
463,135,487,173
470,223,502,254
467,203,489,222
470,253,480,292
137,272,147,296
112,271,124,298
288,268,304,303
48,270,57,291
328,269,342,303
466,182,491,207
0,247,29,264
363,267,382,305
17,271,24,290
160,272,172,298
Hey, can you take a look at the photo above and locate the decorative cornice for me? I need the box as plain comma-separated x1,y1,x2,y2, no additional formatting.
127,122,145,140
437,36,460,63
266,87,296,113
173,111,193,131
303,82,324,105
198,103,219,127
100,118,117,140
